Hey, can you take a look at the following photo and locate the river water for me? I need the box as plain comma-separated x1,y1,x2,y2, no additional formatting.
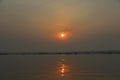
0,54,120,80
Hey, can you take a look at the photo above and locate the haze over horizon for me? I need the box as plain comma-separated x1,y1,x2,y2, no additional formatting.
0,0,120,52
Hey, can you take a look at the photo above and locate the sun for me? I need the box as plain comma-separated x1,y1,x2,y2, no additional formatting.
59,33,66,40
55,32,70,40
60,33,65,38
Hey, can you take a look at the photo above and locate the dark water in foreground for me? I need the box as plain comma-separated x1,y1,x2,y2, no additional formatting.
0,54,120,80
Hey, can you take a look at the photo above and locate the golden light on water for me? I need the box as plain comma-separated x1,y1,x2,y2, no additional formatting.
61,64,65,73
59,63,66,77
58,58,69,77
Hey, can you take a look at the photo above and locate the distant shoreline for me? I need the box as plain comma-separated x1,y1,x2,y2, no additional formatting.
0,51,120,55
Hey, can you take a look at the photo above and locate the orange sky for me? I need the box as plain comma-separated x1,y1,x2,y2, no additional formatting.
0,0,120,52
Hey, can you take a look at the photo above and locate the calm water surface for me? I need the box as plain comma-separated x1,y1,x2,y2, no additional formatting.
0,54,120,80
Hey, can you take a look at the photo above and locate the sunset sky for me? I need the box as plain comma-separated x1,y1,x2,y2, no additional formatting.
0,0,120,52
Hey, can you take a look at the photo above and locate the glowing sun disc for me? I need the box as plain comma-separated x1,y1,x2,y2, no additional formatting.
61,33,65,38
56,32,70,40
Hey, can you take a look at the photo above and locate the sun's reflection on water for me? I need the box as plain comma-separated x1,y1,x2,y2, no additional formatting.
58,58,69,78
60,64,65,77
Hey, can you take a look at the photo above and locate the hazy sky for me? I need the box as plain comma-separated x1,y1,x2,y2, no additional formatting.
0,0,120,52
